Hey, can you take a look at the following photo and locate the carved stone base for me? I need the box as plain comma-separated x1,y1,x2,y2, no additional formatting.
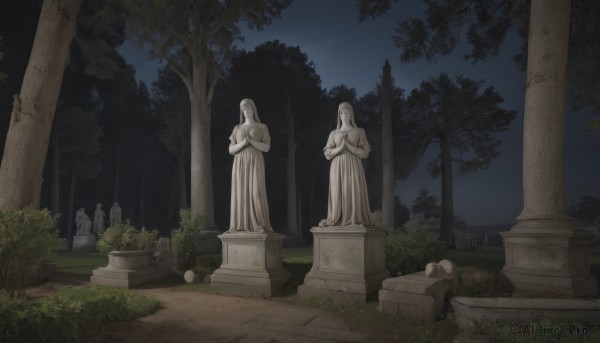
72,235,96,251
211,231,291,297
90,265,172,288
298,225,390,304
501,219,598,297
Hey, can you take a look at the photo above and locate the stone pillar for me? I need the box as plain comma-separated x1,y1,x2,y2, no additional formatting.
500,0,597,297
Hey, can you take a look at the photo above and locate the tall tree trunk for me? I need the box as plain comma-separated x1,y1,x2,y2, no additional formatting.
178,134,188,208
189,93,215,227
440,134,453,243
381,60,394,229
139,173,145,228
0,0,81,210
286,91,298,236
113,146,121,202
66,173,76,245
51,131,60,216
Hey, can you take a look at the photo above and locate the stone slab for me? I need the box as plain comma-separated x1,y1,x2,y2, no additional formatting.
451,296,600,329
90,265,172,289
377,273,449,321
211,231,291,297
72,235,96,251
298,225,390,304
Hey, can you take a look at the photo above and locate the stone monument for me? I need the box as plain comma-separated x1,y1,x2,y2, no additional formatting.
298,102,389,304
72,208,96,251
211,98,290,297
93,203,106,234
109,202,122,226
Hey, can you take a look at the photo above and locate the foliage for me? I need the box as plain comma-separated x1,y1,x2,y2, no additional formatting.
358,0,600,131
411,188,440,218
0,208,59,297
384,230,447,274
0,286,159,343
170,209,203,267
570,196,600,225
96,221,158,253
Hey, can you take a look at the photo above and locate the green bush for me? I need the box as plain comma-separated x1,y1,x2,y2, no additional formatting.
170,209,203,267
385,230,447,274
0,286,159,343
0,208,59,297
96,221,158,253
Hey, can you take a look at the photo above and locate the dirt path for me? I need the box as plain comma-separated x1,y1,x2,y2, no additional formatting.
78,286,370,343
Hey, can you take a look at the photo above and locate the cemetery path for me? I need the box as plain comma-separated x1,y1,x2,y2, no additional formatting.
80,286,369,343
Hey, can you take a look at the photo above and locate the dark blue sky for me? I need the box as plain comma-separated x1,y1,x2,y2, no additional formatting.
118,0,600,226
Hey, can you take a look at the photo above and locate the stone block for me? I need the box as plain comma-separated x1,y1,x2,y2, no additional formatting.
298,226,390,304
211,231,290,297
72,235,96,251
90,265,172,288
377,273,449,322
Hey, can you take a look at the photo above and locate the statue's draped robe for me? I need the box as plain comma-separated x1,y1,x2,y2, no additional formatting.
228,123,273,232
320,128,373,227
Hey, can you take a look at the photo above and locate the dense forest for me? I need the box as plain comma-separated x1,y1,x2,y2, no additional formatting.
0,0,597,244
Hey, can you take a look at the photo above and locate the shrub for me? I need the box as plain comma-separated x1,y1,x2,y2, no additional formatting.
96,221,158,254
0,208,59,297
384,230,447,274
0,286,159,343
170,209,203,267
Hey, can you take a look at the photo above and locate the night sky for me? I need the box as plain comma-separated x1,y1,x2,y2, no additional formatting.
119,0,600,226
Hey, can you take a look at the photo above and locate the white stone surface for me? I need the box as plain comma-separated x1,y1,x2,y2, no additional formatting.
227,98,273,233
72,235,96,251
377,272,448,321
211,231,290,297
298,225,389,304
184,270,198,284
319,102,373,227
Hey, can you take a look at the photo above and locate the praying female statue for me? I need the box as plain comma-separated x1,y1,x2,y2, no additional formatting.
93,203,106,234
319,102,373,227
227,98,273,233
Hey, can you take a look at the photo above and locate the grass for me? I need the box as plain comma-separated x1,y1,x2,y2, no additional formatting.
51,251,108,281
45,243,600,342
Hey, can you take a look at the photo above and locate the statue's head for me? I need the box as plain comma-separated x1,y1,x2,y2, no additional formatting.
96,203,102,208
239,98,260,124
336,102,357,129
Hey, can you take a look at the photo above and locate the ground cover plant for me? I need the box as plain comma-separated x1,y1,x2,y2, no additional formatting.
0,286,159,343
46,242,600,342
0,208,59,297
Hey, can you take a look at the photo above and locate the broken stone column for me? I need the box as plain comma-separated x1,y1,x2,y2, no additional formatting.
500,0,597,297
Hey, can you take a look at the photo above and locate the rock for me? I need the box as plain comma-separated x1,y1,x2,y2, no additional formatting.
425,263,439,277
437,259,459,290
184,270,198,284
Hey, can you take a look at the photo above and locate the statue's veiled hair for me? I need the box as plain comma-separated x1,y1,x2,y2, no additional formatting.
336,102,357,129
239,98,261,124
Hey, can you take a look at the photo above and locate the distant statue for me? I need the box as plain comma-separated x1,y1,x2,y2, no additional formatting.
93,203,106,234
109,202,122,226
226,98,273,233
75,208,92,235
319,102,373,227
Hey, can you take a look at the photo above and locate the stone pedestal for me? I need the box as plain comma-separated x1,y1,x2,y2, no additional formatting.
377,273,448,321
298,225,390,304
90,265,172,288
90,249,172,288
501,219,598,297
72,234,96,251
211,231,290,297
